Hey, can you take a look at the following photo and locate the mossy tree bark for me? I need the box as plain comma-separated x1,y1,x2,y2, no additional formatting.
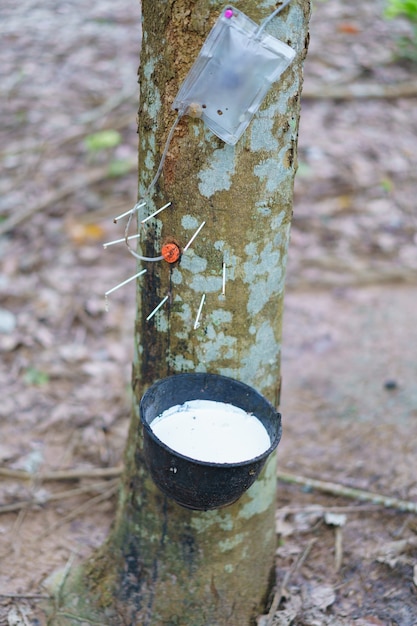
50,1,310,624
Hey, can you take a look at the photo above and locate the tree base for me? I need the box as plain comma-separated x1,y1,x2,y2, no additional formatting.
44,455,278,626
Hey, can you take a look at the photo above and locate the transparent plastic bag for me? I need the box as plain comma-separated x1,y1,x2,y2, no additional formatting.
172,5,296,145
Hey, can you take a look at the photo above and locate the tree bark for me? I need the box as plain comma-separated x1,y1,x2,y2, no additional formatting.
49,1,310,624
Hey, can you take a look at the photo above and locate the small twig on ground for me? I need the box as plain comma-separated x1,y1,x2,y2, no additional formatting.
55,554,75,612
289,266,417,289
10,507,27,558
76,86,136,125
0,466,123,482
53,111,135,152
0,480,120,515
54,612,104,625
279,505,381,514
278,471,417,514
5,466,415,515
302,80,417,100
334,526,343,572
2,112,134,162
16,604,31,626
265,538,317,626
0,160,135,236
39,482,119,540
0,593,49,600
0,168,107,236
50,553,108,625
0,481,118,559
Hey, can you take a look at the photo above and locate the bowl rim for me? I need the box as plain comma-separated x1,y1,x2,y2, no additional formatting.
140,373,282,468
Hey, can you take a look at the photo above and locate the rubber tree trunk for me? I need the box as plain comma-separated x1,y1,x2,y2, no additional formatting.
50,1,310,624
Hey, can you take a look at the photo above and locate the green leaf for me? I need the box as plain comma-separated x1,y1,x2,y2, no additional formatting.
297,161,313,178
385,0,417,22
84,129,122,152
380,177,394,193
107,158,135,178
24,367,50,386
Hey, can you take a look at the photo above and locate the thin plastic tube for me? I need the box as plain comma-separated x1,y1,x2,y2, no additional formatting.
144,111,184,198
123,110,185,262
123,211,165,261
255,0,292,38
126,248,164,263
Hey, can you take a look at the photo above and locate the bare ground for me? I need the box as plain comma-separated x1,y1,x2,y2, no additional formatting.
1,0,417,624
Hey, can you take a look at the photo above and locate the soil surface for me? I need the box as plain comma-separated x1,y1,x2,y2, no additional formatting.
1,1,417,625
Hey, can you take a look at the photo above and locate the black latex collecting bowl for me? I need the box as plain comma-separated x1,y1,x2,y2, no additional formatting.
140,373,282,511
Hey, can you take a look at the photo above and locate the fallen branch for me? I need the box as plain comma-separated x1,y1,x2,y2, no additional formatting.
278,471,417,514
265,538,316,626
54,611,104,625
0,466,123,482
302,79,417,100
38,482,119,540
5,465,416,514
54,554,75,612
0,160,135,237
287,265,417,289
2,111,135,162
0,593,49,600
76,87,137,125
279,504,381,514
0,480,120,515
334,525,343,572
